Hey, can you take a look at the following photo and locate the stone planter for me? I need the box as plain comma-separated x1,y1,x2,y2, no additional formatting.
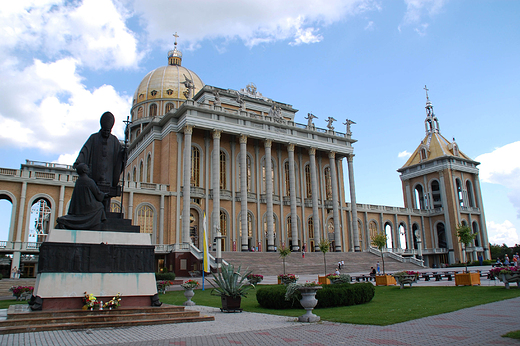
499,273,520,289
317,276,331,285
298,286,322,322
221,296,242,312
454,272,481,286
183,289,196,306
375,275,396,286
393,275,417,289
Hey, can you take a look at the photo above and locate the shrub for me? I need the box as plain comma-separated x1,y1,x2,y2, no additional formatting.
256,282,374,309
331,274,351,284
0,273,3,280
155,272,176,281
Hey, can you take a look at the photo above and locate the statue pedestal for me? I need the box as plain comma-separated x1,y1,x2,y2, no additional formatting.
31,229,159,310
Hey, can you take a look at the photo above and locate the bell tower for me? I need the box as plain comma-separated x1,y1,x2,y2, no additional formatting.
397,87,490,266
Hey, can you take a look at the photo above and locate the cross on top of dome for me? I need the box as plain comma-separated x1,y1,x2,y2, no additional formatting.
168,32,182,66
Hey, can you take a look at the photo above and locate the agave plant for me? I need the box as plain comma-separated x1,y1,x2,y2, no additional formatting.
208,263,254,299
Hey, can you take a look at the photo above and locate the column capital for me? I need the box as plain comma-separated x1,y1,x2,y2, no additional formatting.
212,129,222,139
264,139,272,148
347,154,355,162
239,134,248,144
184,125,193,135
287,143,295,152
328,151,336,159
308,147,316,156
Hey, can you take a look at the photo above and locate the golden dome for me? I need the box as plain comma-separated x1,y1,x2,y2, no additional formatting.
132,64,204,105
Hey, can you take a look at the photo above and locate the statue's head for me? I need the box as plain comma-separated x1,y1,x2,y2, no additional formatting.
100,111,115,138
76,163,89,175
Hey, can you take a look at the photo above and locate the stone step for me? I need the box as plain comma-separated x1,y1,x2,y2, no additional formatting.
1,305,214,334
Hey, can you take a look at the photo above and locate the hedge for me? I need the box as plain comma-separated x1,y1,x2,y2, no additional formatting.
155,272,176,281
256,282,374,309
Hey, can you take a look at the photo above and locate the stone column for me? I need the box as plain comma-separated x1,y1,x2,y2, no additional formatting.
182,125,193,244
265,140,275,251
347,154,360,251
128,191,134,221
309,148,321,250
329,152,341,251
288,144,299,251
239,134,249,251
159,194,164,244
212,130,222,247
58,185,65,217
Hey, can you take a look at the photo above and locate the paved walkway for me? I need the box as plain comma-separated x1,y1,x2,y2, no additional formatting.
0,267,517,345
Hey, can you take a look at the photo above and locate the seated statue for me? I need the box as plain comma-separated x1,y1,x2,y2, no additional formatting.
56,163,107,230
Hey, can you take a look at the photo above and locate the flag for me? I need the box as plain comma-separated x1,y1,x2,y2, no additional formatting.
203,212,210,273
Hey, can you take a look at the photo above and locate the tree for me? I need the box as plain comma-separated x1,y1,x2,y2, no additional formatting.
371,233,387,275
318,239,330,276
278,245,291,275
457,224,477,273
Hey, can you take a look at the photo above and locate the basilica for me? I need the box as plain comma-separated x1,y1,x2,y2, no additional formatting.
0,41,490,277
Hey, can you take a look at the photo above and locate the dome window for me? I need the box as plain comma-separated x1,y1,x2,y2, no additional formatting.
151,90,158,97
166,89,173,96
138,93,144,100
149,104,158,117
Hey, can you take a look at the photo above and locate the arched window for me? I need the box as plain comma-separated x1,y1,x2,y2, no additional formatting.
358,219,364,249
137,107,143,119
437,223,447,249
133,166,137,182
146,154,152,183
220,150,227,190
29,198,51,243
220,211,227,236
304,164,312,198
472,221,479,247
139,161,144,183
385,222,393,249
369,221,378,243
137,205,154,234
412,223,419,249
466,180,475,208
431,180,442,208
191,146,200,187
324,167,332,200
263,214,277,240
414,184,425,209
420,148,427,161
110,201,121,213
456,178,464,207
149,103,158,117
399,223,407,250
308,217,314,239
239,212,253,237
284,162,290,196
165,102,175,113
127,172,131,182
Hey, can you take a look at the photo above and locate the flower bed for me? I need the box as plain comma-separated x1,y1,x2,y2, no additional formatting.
9,286,33,300
247,274,264,285
157,280,174,293
277,274,298,285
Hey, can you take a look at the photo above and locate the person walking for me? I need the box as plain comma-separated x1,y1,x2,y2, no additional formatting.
11,266,17,279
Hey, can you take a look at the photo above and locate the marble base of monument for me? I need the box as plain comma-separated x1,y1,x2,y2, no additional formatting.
31,229,160,311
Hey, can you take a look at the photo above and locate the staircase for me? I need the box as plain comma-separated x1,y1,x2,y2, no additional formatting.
220,251,422,276
0,304,214,334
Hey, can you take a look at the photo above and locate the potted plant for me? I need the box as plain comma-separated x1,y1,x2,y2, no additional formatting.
371,233,396,286
285,281,322,322
278,245,291,276
208,263,254,312
327,273,351,284
489,266,520,289
247,273,264,285
156,280,174,294
181,279,200,306
317,240,331,285
392,271,419,289
455,224,480,286
277,273,299,285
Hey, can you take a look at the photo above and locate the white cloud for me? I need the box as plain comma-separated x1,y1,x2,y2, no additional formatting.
398,150,412,159
54,151,79,166
364,21,375,31
130,0,381,48
0,57,131,155
0,0,142,70
399,0,447,34
487,220,519,246
476,141,520,219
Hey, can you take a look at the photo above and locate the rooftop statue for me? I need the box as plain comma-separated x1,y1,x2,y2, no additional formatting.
74,111,124,212
56,163,107,230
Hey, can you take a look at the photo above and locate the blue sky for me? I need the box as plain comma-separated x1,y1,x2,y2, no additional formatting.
0,0,518,246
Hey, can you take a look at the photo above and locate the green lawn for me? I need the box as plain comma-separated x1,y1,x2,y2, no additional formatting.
159,285,520,326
